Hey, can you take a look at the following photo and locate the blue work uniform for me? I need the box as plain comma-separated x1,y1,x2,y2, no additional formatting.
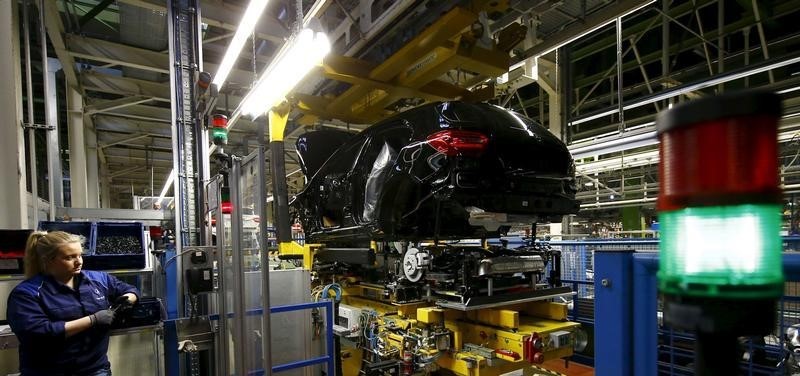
6,270,139,376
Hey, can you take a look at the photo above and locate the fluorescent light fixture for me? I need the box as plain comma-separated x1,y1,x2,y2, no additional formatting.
580,197,656,209
778,86,800,94
568,109,618,127
241,28,331,118
158,169,175,204
302,0,327,27
568,55,800,127
573,127,800,175
211,0,271,89
570,131,658,160
575,149,660,174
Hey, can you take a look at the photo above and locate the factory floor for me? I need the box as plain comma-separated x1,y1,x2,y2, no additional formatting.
541,359,595,376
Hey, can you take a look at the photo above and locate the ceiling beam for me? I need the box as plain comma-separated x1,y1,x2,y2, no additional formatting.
69,35,261,86
110,165,146,178
102,153,173,163
85,95,153,115
67,34,169,73
82,70,171,99
100,111,171,124
115,0,287,44
42,0,79,88
516,0,654,61
99,134,151,149
78,0,116,27
81,71,247,116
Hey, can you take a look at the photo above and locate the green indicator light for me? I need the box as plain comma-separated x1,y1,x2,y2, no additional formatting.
211,127,228,145
659,203,784,299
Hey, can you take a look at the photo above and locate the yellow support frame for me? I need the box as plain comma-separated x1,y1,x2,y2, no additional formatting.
296,4,516,125
338,290,581,376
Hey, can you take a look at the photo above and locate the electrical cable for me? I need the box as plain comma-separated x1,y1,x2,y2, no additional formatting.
321,283,343,302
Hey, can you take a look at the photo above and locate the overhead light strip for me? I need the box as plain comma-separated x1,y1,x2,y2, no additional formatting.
157,169,176,205
211,0,271,89
568,54,800,126
240,27,330,118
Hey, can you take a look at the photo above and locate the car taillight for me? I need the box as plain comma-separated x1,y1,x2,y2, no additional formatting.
426,130,489,156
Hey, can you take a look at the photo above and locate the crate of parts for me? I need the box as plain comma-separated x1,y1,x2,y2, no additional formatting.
38,221,95,251
84,222,146,270
0,229,33,274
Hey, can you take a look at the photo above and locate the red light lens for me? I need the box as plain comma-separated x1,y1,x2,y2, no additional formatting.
221,201,232,214
657,114,780,211
426,130,489,156
211,114,228,128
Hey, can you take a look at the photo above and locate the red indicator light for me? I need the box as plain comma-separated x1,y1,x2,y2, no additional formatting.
657,92,782,211
211,114,228,128
221,201,232,214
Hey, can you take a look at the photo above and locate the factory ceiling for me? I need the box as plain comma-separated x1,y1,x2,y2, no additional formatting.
23,0,800,209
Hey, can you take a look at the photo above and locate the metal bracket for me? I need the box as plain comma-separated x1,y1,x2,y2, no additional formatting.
21,122,55,130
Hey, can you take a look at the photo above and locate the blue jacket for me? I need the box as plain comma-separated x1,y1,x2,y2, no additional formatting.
6,270,139,376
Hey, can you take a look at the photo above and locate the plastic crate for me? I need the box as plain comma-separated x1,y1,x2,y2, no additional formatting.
38,221,95,252
85,222,146,270
0,229,33,274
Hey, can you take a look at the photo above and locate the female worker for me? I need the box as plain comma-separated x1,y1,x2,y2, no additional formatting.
6,231,139,376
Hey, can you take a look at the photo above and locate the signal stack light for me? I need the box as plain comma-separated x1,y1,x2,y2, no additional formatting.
210,113,229,147
657,91,784,375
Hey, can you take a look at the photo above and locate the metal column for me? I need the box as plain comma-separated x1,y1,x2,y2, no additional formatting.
559,46,572,144
615,17,625,131
661,0,670,108
85,120,100,208
67,86,89,208
167,0,203,313
22,0,38,225
44,57,63,218
257,118,273,375
594,249,634,376
213,174,231,375
632,252,658,376
0,0,28,228
269,109,292,245
229,156,248,376
100,163,112,208
717,0,725,92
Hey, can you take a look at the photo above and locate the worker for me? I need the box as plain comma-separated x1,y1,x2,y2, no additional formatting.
6,231,139,376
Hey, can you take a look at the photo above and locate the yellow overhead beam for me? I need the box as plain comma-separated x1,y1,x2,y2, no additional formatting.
326,6,478,116
295,2,524,126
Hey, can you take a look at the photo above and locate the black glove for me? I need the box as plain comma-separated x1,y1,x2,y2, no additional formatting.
90,309,115,327
113,295,133,311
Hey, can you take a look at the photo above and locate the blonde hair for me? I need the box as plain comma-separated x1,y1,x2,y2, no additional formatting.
24,231,83,278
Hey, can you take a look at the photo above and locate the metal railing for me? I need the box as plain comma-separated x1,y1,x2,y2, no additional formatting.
551,237,800,375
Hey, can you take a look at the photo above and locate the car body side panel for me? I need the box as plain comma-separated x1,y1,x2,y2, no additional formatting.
295,129,354,178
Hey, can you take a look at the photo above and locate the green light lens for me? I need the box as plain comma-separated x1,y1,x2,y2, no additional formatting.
658,204,783,299
212,128,228,145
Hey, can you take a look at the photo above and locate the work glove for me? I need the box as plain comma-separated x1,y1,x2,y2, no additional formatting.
90,309,115,327
113,295,134,312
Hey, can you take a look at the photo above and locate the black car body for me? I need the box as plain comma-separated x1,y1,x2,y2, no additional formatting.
290,101,579,243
